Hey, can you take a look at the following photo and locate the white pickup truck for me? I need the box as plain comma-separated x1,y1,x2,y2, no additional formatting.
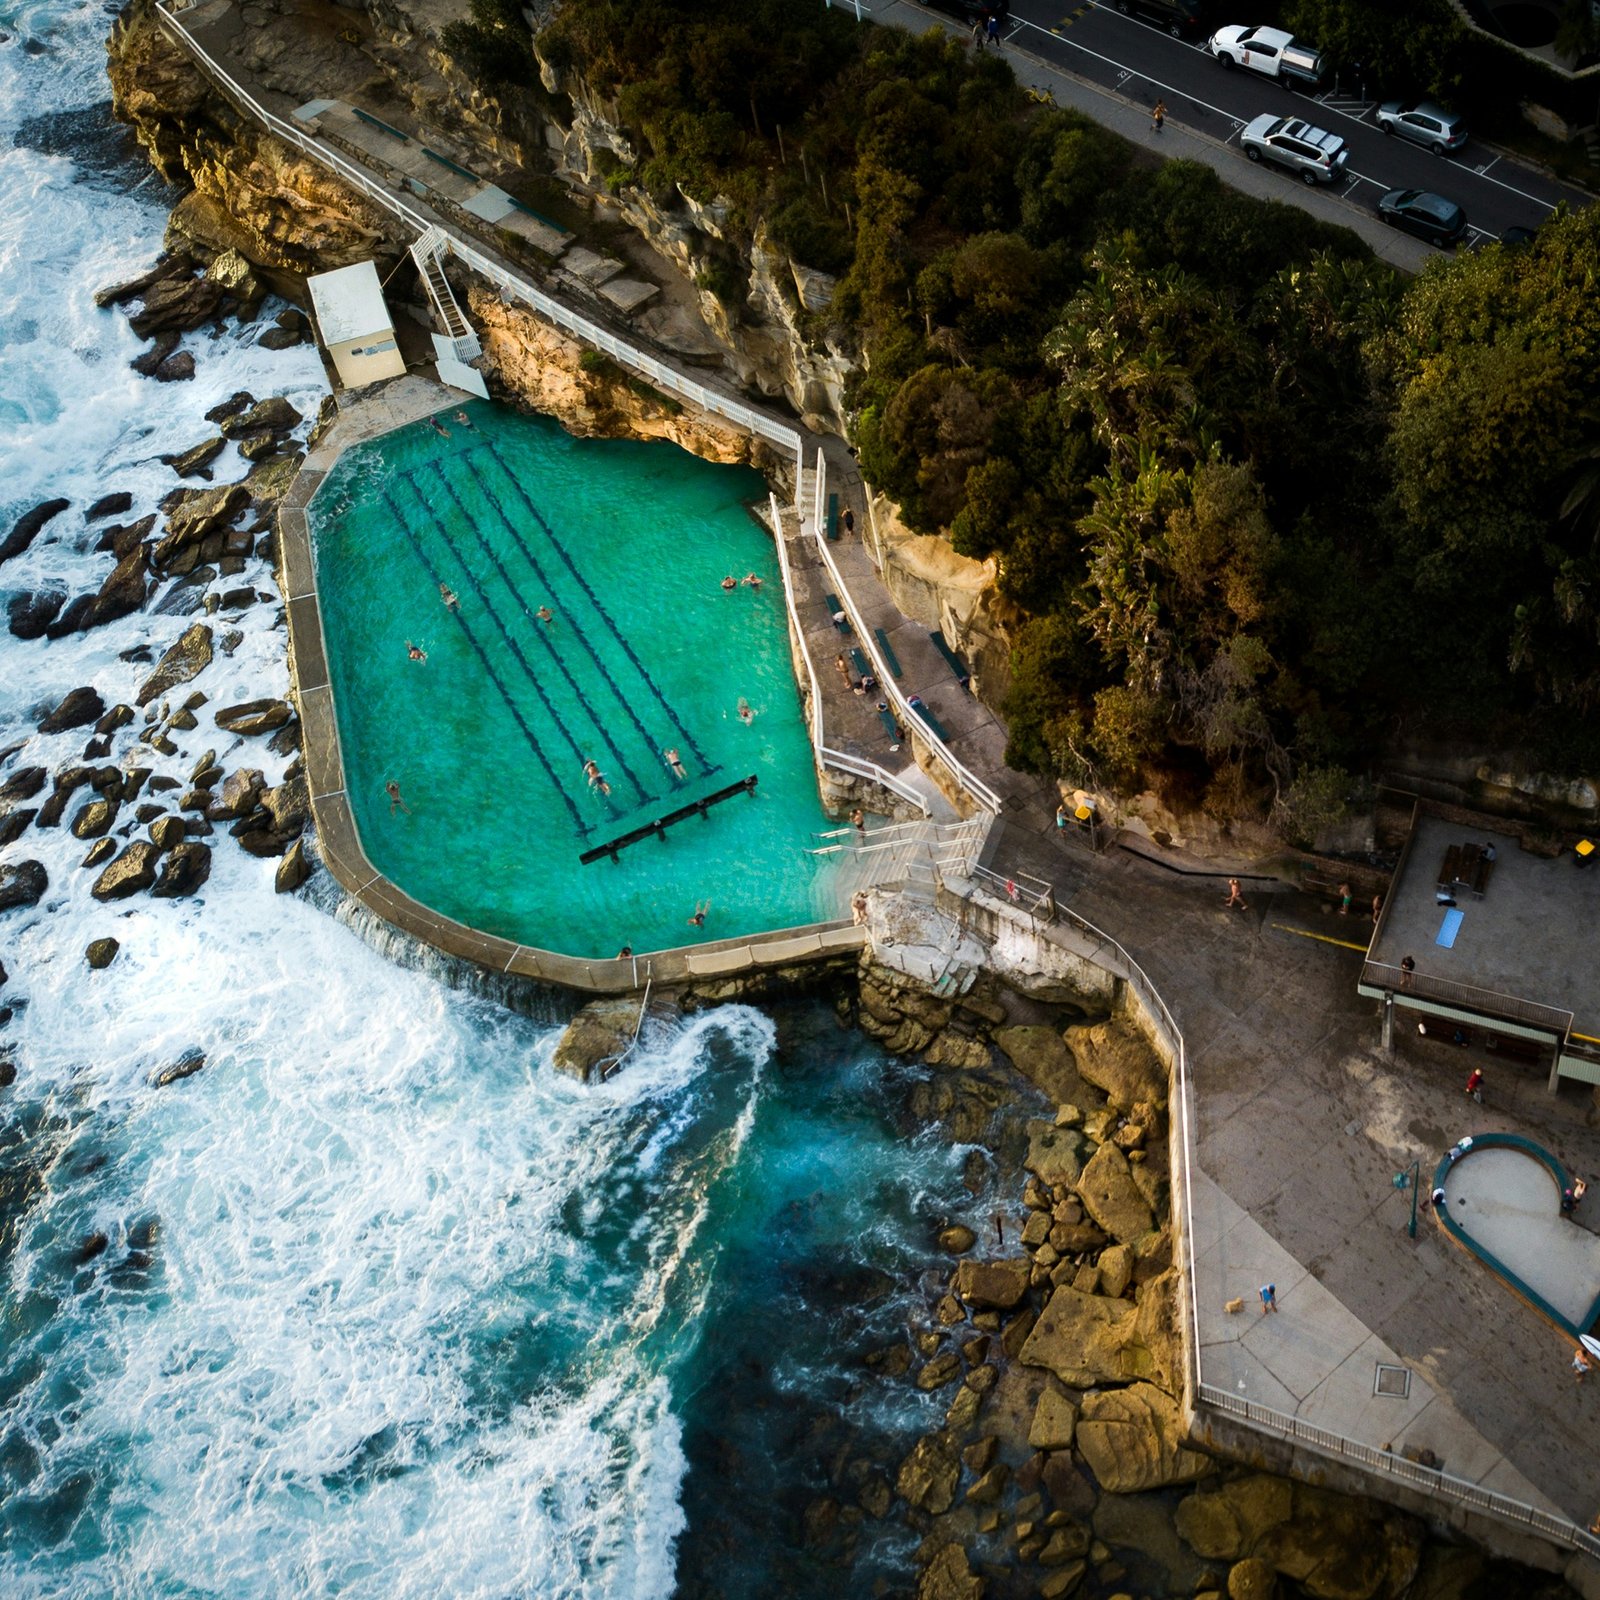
1207,25,1325,87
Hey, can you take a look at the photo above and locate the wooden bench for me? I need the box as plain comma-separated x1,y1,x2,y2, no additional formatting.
929,629,971,688
874,627,903,678
878,706,902,743
825,493,840,542
1438,844,1462,893
849,646,871,679
822,592,851,634
908,697,950,741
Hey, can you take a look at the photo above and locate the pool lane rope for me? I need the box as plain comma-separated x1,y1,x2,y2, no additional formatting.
480,442,711,771
382,488,588,834
418,462,651,806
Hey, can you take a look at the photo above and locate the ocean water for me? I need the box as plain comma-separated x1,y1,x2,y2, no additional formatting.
309,409,836,956
0,7,992,1596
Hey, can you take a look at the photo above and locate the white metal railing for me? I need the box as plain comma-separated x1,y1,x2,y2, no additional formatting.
153,0,806,504
766,494,929,816
803,494,1003,815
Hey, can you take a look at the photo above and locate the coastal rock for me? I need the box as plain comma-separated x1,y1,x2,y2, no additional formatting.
0,861,48,911
244,451,303,504
1229,1558,1279,1600
70,798,119,839
0,498,70,565
274,838,313,893
223,396,301,437
0,810,35,848
895,1430,960,1514
38,686,105,734
81,838,116,869
148,816,186,851
126,272,223,337
205,247,261,303
1075,1142,1155,1244
95,257,187,308
1176,1476,1294,1561
9,591,66,640
258,325,306,350
1019,1287,1141,1388
1024,1120,1086,1188
154,350,196,383
86,937,120,969
91,842,160,901
1074,1383,1212,1494
153,485,248,567
215,697,292,735
1252,1486,1421,1600
916,1351,962,1391
552,996,640,1082
953,1257,1031,1311
151,1048,206,1088
86,491,134,521
1028,1386,1079,1450
169,435,226,477
923,1029,993,1071
136,623,213,705
151,842,211,897
916,1543,983,1600
0,768,46,804
213,768,265,819
994,1025,1088,1105
938,1224,977,1253
47,594,99,640
88,544,150,629
131,330,180,377
1064,1021,1168,1112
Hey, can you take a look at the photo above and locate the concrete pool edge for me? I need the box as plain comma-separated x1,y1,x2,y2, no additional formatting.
277,376,866,993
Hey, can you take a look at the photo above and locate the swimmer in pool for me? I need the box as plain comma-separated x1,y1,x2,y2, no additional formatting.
737,697,753,724
385,780,410,814
455,410,472,427
583,759,611,797
743,572,762,588
439,583,459,610
406,640,426,661
687,900,711,928
664,747,687,780
721,575,737,591
427,416,450,438
536,606,554,623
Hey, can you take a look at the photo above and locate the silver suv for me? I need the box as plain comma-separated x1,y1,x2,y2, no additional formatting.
1239,114,1349,185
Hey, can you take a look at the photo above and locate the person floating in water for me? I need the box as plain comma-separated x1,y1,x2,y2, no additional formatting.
583,759,611,797
455,410,473,428
406,640,426,661
721,575,737,591
427,416,450,438
687,900,711,928
536,606,554,623
743,572,762,588
439,582,459,610
385,780,410,815
737,697,754,725
664,747,687,780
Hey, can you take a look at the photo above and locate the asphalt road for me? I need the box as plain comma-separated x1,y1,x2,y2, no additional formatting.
868,0,1592,258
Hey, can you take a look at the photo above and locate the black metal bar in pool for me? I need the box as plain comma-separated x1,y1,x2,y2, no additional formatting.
579,776,759,865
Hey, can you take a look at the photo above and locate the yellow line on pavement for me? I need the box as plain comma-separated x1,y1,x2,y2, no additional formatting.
1271,923,1369,953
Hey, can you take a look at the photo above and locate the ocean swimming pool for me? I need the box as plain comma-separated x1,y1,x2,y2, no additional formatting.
307,401,838,958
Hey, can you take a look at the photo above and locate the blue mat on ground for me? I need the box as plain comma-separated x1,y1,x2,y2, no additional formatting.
1436,908,1464,948
875,627,902,678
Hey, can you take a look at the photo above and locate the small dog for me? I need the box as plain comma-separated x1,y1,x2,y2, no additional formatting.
1224,1296,1245,1315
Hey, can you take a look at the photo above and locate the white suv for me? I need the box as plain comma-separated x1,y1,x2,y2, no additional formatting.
1239,114,1349,185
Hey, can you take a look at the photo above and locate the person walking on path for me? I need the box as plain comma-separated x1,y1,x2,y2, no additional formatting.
1465,1067,1484,1102
1224,877,1248,911
1400,955,1415,989
971,15,986,48
1259,1283,1277,1314
1338,882,1353,915
842,508,855,538
1152,98,1167,134
987,11,1001,45
851,808,867,839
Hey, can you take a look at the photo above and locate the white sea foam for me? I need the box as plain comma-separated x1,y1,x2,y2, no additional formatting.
0,8,794,1595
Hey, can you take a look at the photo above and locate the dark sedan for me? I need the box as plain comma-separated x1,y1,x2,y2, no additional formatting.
1376,187,1468,248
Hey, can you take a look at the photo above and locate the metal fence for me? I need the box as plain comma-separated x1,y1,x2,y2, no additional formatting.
1363,958,1575,1038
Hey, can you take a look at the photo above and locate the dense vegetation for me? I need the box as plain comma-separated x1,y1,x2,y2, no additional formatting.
489,0,1600,833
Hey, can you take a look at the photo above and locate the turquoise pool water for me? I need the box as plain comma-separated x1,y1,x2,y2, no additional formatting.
309,402,837,957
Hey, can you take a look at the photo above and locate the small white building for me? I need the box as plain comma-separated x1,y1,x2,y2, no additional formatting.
307,260,405,389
